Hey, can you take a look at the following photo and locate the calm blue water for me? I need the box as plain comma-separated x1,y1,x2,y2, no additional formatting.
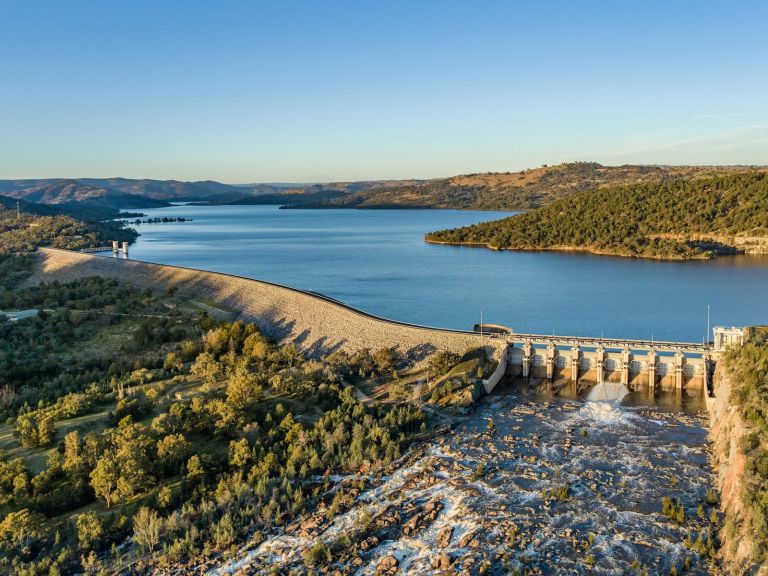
124,205,768,342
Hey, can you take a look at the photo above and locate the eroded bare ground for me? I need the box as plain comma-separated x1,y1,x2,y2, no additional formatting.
201,393,717,576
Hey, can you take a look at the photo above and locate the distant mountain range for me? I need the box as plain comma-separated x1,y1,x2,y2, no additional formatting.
0,178,240,209
3,163,767,213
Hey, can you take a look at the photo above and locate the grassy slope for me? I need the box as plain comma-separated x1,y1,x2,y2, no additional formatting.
426,172,768,260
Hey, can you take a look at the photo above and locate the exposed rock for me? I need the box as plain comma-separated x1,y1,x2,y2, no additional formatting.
359,536,379,551
458,531,477,548
436,526,454,548
432,553,452,569
376,555,399,575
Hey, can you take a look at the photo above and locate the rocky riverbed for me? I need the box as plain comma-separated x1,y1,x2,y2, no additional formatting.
212,388,717,575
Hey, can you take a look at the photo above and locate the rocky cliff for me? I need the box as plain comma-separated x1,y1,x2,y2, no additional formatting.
709,355,768,574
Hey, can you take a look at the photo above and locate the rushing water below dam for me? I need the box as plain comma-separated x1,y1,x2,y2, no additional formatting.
212,386,715,575
123,204,768,342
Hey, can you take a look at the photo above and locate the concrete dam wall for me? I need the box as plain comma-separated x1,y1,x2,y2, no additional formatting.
30,249,490,365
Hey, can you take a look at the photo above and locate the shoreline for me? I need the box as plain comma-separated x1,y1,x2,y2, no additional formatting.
424,237,723,261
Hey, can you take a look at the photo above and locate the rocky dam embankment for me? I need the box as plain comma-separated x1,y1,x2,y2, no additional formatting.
29,248,494,365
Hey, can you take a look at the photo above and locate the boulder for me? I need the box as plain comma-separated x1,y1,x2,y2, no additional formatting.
436,526,454,548
459,531,477,548
432,554,452,570
359,536,380,551
376,555,399,575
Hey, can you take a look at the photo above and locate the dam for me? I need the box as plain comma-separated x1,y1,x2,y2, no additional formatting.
477,325,743,396
36,247,741,400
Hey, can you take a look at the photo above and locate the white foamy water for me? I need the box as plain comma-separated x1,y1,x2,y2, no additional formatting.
209,394,715,575
585,382,630,404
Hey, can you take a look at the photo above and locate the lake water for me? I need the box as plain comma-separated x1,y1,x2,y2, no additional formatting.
124,205,768,342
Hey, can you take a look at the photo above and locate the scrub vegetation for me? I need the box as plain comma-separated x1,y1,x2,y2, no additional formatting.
0,267,434,574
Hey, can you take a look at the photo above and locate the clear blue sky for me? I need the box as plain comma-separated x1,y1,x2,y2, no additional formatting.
1,0,766,182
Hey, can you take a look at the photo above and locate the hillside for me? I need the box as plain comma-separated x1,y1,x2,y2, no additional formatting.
287,162,768,210
4,180,169,209
5,164,768,213
425,172,768,260
0,195,136,255
78,177,247,200
226,188,348,205
0,177,402,209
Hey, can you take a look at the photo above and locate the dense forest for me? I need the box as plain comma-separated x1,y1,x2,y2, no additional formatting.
426,172,768,259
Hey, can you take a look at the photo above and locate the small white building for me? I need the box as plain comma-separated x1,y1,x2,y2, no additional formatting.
713,326,745,352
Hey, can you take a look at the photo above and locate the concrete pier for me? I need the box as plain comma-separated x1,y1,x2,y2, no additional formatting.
501,332,727,396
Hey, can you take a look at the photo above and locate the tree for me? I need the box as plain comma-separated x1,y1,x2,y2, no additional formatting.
191,351,221,384
226,365,261,411
163,351,182,373
90,452,120,508
303,539,331,567
37,416,55,446
75,511,104,551
15,414,38,448
132,507,161,552
0,508,47,554
212,512,236,549
242,332,269,360
180,340,199,362
281,344,302,367
229,438,251,469
373,347,398,376
112,421,154,501
156,485,173,509
156,433,191,473
429,351,460,376
63,431,87,480
0,384,14,411
186,455,205,479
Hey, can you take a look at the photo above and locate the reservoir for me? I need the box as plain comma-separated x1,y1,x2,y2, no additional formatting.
125,205,768,342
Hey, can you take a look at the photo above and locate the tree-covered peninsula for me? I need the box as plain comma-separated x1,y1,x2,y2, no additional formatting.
426,172,768,260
